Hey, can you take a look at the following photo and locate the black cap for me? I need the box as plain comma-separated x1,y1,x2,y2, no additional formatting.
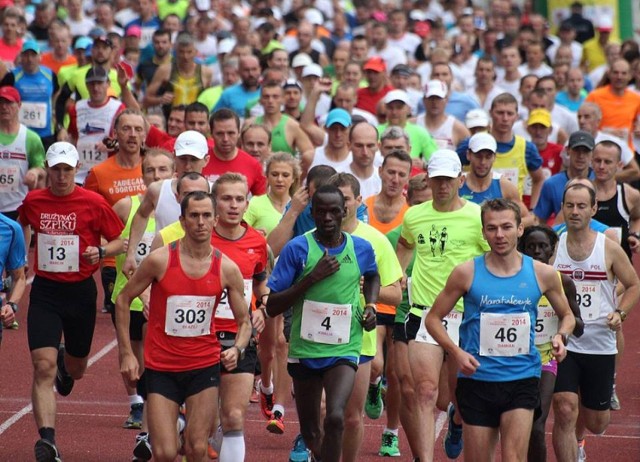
85,66,109,83
391,64,415,77
568,130,595,150
93,35,113,47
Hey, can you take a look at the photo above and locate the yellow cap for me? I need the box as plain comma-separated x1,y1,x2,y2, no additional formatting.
527,108,552,128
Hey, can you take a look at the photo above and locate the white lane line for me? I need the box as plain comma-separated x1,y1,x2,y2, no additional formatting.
0,339,118,435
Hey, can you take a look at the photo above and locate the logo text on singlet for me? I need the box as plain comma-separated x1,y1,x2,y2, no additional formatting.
479,294,533,307
39,212,77,232
108,178,145,197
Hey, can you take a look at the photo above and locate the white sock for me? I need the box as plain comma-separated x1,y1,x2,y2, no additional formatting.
370,376,381,386
260,381,274,395
219,431,245,462
272,404,285,416
129,394,143,406
383,427,398,436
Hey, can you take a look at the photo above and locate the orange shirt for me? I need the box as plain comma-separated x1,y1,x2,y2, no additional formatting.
365,195,409,315
40,53,77,74
585,85,640,146
83,155,146,206
365,195,409,235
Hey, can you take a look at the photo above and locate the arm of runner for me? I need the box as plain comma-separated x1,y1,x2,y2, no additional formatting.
220,255,252,371
300,80,329,147
293,122,316,163
117,63,140,111
537,262,574,362
250,277,268,334
396,236,415,290
142,64,173,108
361,270,381,331
123,182,160,275
83,238,125,265
500,178,533,225
266,187,309,256
625,185,640,252
560,273,584,337
527,166,545,210
115,249,165,386
266,248,340,317
616,157,640,183
0,266,25,327
426,262,477,375
607,239,640,329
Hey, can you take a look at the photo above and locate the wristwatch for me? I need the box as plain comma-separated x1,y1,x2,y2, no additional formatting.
233,345,246,360
615,309,627,322
7,301,17,313
98,246,106,259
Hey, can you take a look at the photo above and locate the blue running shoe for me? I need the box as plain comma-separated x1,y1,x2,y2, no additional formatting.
289,433,311,462
443,403,463,459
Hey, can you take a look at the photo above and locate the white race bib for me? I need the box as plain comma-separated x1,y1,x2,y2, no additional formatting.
165,295,215,337
534,305,558,345
494,168,518,187
415,307,462,345
0,165,19,193
135,231,155,264
215,279,253,320
300,300,352,345
479,312,530,356
19,102,47,129
37,234,79,272
575,281,600,321
77,139,106,170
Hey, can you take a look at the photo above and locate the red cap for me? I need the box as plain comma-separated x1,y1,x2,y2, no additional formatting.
0,86,20,103
363,56,386,73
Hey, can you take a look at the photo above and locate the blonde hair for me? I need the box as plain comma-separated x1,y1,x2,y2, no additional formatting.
265,152,302,197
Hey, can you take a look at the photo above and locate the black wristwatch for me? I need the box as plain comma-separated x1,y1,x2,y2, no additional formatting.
233,345,246,360
7,301,17,313
98,246,106,259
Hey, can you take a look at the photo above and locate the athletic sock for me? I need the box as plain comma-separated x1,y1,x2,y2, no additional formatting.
383,427,398,436
219,431,245,462
39,427,55,444
129,394,144,406
272,404,285,416
260,382,274,395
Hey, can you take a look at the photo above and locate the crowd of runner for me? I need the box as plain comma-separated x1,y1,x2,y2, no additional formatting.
0,0,638,461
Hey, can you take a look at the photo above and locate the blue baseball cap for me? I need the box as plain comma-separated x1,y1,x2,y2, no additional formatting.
21,40,40,54
325,108,351,128
74,36,93,50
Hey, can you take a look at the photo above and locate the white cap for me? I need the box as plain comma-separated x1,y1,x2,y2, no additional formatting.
218,38,235,55
174,131,209,159
304,8,324,26
383,89,410,106
195,0,209,11
424,79,448,98
597,16,613,31
428,149,462,178
302,63,323,78
465,108,490,129
468,132,497,153
291,53,313,68
46,141,79,167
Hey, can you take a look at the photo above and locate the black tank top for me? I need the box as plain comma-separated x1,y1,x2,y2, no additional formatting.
593,184,631,259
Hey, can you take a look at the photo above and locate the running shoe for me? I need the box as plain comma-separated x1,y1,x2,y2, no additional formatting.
260,389,275,420
610,389,621,411
34,438,62,462
378,431,400,457
55,344,74,396
132,432,152,461
578,439,586,462
267,410,285,434
208,424,223,458
289,433,311,462
207,440,218,460
365,381,384,419
123,403,144,429
443,403,463,459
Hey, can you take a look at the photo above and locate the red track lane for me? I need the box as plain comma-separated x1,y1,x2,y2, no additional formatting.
1,262,639,461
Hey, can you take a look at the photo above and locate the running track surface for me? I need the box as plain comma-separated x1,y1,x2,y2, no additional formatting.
1,256,639,461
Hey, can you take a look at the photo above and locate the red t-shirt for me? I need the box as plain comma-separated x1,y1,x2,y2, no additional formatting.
203,149,267,196
356,85,393,115
18,187,124,282
145,242,223,372
523,141,564,209
211,222,267,333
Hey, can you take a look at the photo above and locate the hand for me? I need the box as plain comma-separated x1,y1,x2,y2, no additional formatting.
551,335,567,363
122,238,129,254
400,273,408,291
361,306,376,331
160,92,174,105
606,311,623,331
290,187,309,214
116,63,129,88
252,308,266,333
220,347,239,371
119,352,140,388
0,304,15,327
313,77,333,95
23,170,38,190
309,249,340,283
82,246,101,264
453,348,480,376
122,255,138,279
